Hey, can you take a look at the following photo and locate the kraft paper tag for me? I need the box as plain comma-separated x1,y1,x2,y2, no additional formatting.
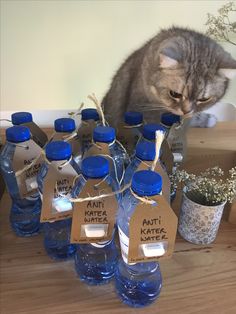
166,122,187,162
40,160,78,222
160,139,174,174
13,139,43,198
116,122,141,155
70,179,118,243
78,120,97,149
127,195,177,264
23,121,48,148
136,161,171,204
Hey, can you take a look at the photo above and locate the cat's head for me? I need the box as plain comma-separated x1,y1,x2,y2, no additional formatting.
143,28,236,116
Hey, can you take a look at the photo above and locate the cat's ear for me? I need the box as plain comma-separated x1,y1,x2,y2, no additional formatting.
218,68,236,79
159,53,178,69
218,53,236,79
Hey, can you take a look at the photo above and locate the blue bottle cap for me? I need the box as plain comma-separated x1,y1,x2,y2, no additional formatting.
81,108,99,121
135,141,156,161
124,111,143,126
161,112,180,127
142,123,166,140
6,126,31,143
45,141,72,161
93,126,115,143
131,170,162,196
81,156,109,178
54,118,76,133
11,112,33,125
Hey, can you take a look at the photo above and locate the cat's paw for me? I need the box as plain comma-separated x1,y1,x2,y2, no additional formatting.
189,112,217,128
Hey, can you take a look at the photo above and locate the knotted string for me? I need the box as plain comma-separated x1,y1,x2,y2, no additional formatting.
87,93,106,126
130,188,156,204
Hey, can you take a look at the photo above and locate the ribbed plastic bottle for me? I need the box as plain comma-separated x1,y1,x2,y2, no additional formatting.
88,126,128,183
0,126,41,236
11,111,48,148
37,141,79,260
73,156,119,285
115,170,163,307
117,111,143,156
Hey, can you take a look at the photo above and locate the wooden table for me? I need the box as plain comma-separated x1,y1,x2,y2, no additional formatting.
0,122,236,314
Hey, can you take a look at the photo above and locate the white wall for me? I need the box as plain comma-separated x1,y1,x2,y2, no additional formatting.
1,0,236,126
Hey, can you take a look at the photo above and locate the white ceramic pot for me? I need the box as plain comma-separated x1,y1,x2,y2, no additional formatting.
178,191,226,245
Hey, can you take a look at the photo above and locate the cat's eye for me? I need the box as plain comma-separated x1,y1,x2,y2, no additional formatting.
169,90,182,100
198,97,212,103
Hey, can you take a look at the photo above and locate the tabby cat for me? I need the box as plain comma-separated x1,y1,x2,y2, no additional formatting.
103,27,236,126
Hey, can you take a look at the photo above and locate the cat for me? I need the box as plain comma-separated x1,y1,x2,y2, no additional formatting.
102,27,236,127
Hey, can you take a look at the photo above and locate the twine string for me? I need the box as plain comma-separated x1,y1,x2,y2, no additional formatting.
130,188,156,204
87,93,106,126
0,119,12,123
151,130,165,171
123,123,143,129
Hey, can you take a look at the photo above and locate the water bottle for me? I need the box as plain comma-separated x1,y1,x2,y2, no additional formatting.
11,111,48,148
117,111,143,156
53,118,76,139
79,108,100,152
160,112,180,134
0,126,41,236
37,141,79,260
115,170,163,307
123,140,156,186
53,118,82,165
73,156,119,285
86,126,127,184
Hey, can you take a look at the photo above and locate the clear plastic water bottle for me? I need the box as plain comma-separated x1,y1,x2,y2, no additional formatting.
117,111,143,156
37,141,79,260
11,111,48,148
115,170,163,307
53,118,82,165
160,112,180,133
141,123,166,142
79,108,100,152
0,126,41,236
123,140,156,186
73,156,119,285
54,118,76,136
87,126,127,184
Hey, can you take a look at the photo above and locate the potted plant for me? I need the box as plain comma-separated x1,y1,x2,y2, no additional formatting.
171,166,236,244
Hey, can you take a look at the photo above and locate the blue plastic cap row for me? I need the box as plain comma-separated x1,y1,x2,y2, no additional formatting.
135,141,156,161
81,108,99,121
124,111,143,126
93,126,115,143
142,123,166,140
161,112,180,127
45,141,72,161
11,112,33,125
6,126,31,143
82,156,109,178
54,118,76,133
131,170,162,196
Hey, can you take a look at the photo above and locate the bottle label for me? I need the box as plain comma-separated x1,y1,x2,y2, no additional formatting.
22,121,48,148
118,226,130,264
116,122,141,155
70,179,118,243
127,194,178,263
166,122,188,161
40,160,78,222
160,139,174,175
79,120,97,149
13,139,43,199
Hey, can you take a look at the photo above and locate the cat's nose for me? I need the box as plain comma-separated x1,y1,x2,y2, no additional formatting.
182,101,194,114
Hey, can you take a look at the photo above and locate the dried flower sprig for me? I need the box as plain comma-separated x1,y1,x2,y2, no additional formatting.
205,1,236,46
170,166,236,206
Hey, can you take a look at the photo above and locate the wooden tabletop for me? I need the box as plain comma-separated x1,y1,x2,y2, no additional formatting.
1,122,236,314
